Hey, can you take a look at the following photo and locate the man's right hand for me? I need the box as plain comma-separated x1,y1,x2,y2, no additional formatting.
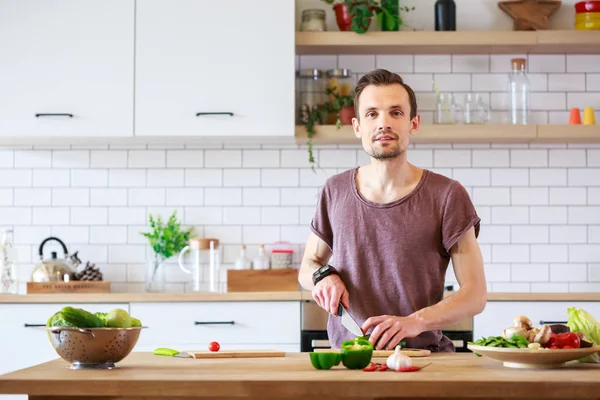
312,274,350,316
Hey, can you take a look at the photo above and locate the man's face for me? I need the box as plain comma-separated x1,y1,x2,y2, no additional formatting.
352,84,420,160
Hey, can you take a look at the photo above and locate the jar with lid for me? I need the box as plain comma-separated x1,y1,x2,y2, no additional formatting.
326,68,353,124
301,9,327,32
296,69,325,125
270,241,294,269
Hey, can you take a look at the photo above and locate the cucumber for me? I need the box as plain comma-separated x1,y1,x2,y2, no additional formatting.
60,306,105,328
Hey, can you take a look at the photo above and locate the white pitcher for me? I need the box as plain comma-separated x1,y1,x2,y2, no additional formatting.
178,238,220,292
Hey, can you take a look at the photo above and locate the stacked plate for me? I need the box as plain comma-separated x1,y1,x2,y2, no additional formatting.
575,1,600,30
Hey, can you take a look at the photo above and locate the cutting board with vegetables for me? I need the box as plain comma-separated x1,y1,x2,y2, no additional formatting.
314,348,431,357
188,350,286,359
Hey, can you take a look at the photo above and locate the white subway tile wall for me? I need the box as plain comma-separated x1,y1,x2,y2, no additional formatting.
3,22,600,295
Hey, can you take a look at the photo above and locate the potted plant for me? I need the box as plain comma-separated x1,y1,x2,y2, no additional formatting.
140,211,195,292
303,87,355,170
320,0,414,33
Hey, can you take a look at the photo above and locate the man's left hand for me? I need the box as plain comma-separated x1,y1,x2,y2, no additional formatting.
361,315,423,350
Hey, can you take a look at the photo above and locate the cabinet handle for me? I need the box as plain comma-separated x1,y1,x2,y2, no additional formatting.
539,321,567,325
24,324,46,328
194,321,235,325
35,113,74,118
195,112,234,117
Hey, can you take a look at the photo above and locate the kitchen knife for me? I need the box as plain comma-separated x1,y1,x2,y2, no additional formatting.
153,347,193,358
337,302,364,337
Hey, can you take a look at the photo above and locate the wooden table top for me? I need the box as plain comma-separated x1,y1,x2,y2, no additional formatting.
1,352,599,399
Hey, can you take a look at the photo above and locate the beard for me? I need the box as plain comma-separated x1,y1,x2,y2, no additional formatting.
366,130,403,160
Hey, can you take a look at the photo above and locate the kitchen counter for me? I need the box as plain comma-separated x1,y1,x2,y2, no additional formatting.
1,291,600,303
1,352,599,399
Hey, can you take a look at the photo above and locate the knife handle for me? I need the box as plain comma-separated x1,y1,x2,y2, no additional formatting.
337,301,343,317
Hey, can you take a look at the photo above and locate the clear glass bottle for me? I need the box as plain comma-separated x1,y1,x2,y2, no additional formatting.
0,229,18,294
508,58,530,124
253,244,270,270
234,245,252,270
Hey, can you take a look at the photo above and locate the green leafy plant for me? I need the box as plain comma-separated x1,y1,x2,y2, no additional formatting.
140,211,195,284
303,87,355,170
320,0,414,34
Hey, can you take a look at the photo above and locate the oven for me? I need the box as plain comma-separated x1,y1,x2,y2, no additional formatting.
300,297,474,353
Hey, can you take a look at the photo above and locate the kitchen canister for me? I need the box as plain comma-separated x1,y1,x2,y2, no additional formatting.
270,241,294,269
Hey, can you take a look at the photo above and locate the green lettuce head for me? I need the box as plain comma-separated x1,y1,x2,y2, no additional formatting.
566,307,600,363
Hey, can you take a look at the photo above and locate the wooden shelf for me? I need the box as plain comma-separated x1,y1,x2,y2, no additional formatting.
296,30,600,55
295,124,600,145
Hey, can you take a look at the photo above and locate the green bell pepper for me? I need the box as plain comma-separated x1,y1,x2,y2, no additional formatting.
341,339,373,370
309,352,342,370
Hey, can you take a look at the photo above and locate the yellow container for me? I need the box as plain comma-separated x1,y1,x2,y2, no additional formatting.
575,12,600,22
575,20,600,29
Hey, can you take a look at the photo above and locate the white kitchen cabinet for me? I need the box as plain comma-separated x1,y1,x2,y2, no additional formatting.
0,0,134,137
134,0,295,138
130,302,300,351
0,303,128,400
474,301,600,340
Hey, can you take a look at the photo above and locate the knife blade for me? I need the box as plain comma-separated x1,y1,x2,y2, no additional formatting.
337,302,364,337
153,347,193,358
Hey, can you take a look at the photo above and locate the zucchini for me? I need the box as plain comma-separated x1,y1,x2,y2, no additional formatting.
60,306,105,328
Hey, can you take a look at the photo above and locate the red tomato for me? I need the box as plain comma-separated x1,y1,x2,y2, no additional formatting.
546,332,580,349
208,341,220,352
554,332,580,349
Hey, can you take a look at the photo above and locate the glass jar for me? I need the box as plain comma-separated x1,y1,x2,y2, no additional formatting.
301,9,327,32
297,69,325,125
270,242,294,270
326,68,353,124
434,93,463,124
0,229,18,294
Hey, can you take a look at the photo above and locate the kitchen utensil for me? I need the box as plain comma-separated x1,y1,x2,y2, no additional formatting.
178,238,220,292
153,347,193,358
46,326,144,369
337,302,364,337
467,344,600,369
314,348,431,357
31,237,77,283
188,350,286,358
575,1,600,13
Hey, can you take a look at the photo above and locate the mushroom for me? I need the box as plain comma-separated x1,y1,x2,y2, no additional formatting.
513,315,533,330
533,325,552,345
527,327,540,343
503,326,529,340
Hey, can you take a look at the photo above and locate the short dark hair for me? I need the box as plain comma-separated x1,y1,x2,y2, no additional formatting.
354,69,418,120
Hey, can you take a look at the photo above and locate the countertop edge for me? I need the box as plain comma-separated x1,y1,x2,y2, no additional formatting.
0,292,599,303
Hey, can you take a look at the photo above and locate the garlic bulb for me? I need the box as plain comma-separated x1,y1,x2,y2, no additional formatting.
386,346,412,371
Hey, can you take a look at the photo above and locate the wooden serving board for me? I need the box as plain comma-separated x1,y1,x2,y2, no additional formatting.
26,281,110,294
314,348,431,357
187,350,286,359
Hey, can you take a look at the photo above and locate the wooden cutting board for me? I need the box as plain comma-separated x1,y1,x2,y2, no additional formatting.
314,348,431,357
187,350,287,359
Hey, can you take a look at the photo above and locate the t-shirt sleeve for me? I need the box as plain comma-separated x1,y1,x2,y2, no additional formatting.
310,183,334,251
441,181,481,255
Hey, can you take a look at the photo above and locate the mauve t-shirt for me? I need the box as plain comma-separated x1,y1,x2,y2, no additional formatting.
310,167,481,352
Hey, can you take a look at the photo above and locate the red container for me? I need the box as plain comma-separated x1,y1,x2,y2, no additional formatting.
575,1,600,13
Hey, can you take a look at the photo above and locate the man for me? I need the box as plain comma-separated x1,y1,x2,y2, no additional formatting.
298,69,487,352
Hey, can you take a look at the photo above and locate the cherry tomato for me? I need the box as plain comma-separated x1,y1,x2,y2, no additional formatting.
208,341,220,352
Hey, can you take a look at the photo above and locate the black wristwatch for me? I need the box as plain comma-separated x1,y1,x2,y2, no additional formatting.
312,264,337,285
